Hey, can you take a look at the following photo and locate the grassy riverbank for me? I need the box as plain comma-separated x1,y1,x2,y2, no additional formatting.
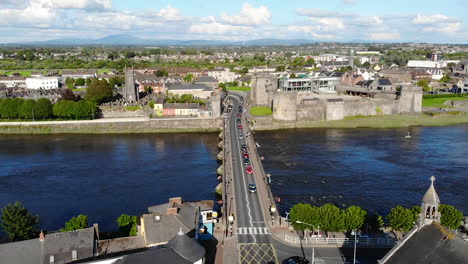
0,125,219,134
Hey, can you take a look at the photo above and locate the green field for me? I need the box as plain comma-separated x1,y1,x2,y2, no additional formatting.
250,106,272,116
0,70,32,77
97,69,112,75
422,96,468,108
226,86,251,91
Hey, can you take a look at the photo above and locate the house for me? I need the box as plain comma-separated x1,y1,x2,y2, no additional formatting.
340,72,364,86
166,83,214,99
194,76,219,89
379,69,412,84
0,225,99,264
113,229,205,264
407,60,446,68
139,197,213,246
379,177,468,264
369,78,394,92
134,75,183,94
0,76,26,88
207,68,240,83
61,70,97,80
453,59,468,75
26,77,59,90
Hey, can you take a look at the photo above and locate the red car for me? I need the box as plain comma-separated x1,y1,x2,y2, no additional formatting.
237,113,241,117
238,125,243,129
246,166,253,174
243,153,249,159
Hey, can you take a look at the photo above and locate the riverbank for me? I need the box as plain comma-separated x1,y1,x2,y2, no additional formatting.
0,117,221,134
251,112,468,130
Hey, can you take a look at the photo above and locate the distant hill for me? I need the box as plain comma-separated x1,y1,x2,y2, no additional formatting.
13,35,314,46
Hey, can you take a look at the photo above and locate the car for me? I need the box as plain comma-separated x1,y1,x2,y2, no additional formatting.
238,125,243,129
246,166,253,174
282,256,309,264
237,119,241,123
241,144,247,150
243,153,249,159
248,184,257,193
237,113,241,117
239,134,244,140
243,158,250,165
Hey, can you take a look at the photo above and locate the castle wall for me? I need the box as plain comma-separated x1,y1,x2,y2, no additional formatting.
297,104,325,121
273,92,297,121
251,74,278,106
343,99,399,117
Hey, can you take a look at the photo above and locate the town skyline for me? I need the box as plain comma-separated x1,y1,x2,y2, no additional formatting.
1,0,468,44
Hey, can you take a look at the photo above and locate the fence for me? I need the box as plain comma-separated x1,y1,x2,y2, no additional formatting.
284,234,397,248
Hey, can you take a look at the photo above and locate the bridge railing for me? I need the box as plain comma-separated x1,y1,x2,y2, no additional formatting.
284,234,397,248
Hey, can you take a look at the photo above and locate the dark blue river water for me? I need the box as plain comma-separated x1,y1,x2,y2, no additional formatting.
0,134,219,232
0,126,467,233
255,125,468,216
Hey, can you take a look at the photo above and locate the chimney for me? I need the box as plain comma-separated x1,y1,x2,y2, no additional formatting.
169,197,182,205
167,207,179,215
39,230,45,241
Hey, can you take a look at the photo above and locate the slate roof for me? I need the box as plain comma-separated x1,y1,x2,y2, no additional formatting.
166,230,205,263
422,177,440,204
382,222,468,264
378,78,392,86
113,248,192,264
167,83,213,91
196,76,218,83
0,238,43,264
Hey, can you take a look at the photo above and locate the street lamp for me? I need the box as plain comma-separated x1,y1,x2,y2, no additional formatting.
270,205,277,225
351,229,358,264
295,221,319,264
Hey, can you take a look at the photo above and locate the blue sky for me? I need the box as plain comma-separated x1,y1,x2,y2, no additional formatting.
0,0,467,43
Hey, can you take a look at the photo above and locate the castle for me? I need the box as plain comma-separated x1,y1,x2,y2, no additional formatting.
250,74,422,122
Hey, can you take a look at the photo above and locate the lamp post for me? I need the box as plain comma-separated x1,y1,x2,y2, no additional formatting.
351,229,357,264
295,221,319,264
270,205,277,226
228,214,235,237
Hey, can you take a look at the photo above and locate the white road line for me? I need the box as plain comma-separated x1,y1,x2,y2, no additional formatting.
237,227,270,235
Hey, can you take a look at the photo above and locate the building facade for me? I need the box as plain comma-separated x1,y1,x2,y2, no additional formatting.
26,77,59,90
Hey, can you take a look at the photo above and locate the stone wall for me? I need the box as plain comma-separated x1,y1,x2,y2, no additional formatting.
251,74,278,106
296,104,325,121
100,106,148,118
272,92,297,121
343,99,399,117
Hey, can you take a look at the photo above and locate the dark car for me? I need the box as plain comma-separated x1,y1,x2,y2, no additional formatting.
243,158,250,165
237,119,241,123
248,184,257,193
241,144,247,150
282,256,309,264
237,113,241,117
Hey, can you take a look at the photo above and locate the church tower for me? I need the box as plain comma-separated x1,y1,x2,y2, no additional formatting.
418,176,441,228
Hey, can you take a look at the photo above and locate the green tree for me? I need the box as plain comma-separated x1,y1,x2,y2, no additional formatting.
74,78,85,86
155,69,169,77
439,204,463,230
85,79,113,104
117,214,138,236
109,76,124,88
343,206,367,232
60,215,88,232
318,204,345,232
18,99,36,119
24,51,35,61
65,77,75,89
0,98,23,119
439,74,452,83
387,206,420,232
289,73,298,78
417,79,432,91
289,203,317,231
275,65,286,72
183,73,194,82
0,201,39,241
35,98,53,119
85,78,93,86
362,61,371,68
291,57,305,67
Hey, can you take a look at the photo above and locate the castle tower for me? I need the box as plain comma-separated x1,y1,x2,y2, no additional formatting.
418,176,441,228
250,74,278,107
399,85,422,113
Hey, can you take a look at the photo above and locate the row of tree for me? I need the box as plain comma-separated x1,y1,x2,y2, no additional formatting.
0,202,139,242
0,98,97,120
289,203,464,233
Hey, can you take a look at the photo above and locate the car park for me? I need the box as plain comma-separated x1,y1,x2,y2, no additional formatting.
248,184,257,193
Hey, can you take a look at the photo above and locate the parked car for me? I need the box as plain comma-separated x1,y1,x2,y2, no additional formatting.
243,158,250,165
237,113,241,117
246,166,253,174
243,153,249,159
239,134,244,140
282,256,309,264
241,144,247,150
249,184,257,193
238,125,243,129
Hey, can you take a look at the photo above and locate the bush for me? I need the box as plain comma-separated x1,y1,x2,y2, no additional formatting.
125,106,140,111
0,201,39,241
60,215,88,232
117,214,138,236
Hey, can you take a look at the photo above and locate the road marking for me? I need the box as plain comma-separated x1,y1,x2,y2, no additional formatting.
237,227,270,235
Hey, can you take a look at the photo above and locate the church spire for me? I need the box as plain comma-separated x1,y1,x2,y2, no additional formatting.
418,176,441,228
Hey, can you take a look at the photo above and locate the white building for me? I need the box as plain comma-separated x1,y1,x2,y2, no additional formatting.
26,77,59,90
207,68,240,83
407,60,447,68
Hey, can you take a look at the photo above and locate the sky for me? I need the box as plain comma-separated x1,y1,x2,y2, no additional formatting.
0,0,467,43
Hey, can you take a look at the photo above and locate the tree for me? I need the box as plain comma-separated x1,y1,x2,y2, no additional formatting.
117,214,138,236
35,98,53,119
65,77,75,89
343,206,367,232
439,204,463,230
386,206,420,232
362,61,371,68
318,204,345,232
155,69,168,77
24,51,35,61
85,79,113,104
275,65,286,72
109,76,124,88
85,78,93,86
60,215,88,232
289,203,317,231
417,79,432,92
306,58,315,65
0,98,23,119
60,89,78,101
18,99,36,119
0,201,39,241
289,73,298,78
124,51,136,59
183,73,194,82
74,78,85,86
439,74,451,83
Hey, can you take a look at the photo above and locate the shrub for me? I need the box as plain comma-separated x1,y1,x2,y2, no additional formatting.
117,214,138,236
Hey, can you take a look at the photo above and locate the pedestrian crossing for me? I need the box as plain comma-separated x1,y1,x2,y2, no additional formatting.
237,227,270,235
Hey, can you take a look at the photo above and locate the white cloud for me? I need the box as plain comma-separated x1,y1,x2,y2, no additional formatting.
341,0,357,4
421,22,461,33
353,16,383,26
41,0,112,11
0,2,57,27
412,14,450,25
288,25,337,39
309,17,345,31
189,22,253,35
220,2,271,25
156,5,181,21
296,8,354,18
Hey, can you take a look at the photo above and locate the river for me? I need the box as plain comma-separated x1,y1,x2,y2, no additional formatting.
255,125,468,216
0,125,467,233
0,134,218,232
